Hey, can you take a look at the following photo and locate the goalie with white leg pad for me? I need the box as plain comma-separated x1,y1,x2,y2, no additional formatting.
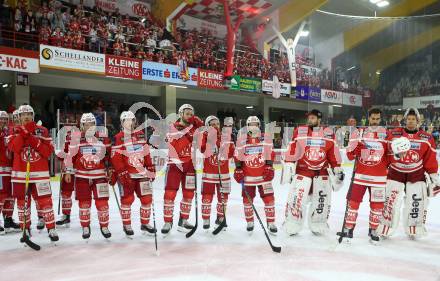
283,109,342,236
378,108,438,240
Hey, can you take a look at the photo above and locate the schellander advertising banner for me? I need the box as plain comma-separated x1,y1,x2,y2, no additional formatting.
40,44,105,74
105,55,142,80
240,77,262,93
0,47,39,73
262,79,291,97
197,69,224,89
141,61,198,86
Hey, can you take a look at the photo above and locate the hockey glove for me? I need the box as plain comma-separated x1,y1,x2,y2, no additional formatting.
24,121,37,134
28,135,41,150
263,165,275,181
118,170,134,188
281,162,296,185
428,173,440,197
189,116,204,129
234,168,244,183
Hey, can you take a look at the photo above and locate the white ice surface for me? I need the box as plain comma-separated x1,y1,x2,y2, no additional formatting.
1,166,440,281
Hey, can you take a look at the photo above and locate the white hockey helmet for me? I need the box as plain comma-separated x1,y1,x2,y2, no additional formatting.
12,110,19,122
80,113,96,125
205,115,219,126
178,104,194,117
224,117,234,126
18,104,34,116
0,111,8,120
246,116,260,127
404,107,420,121
391,137,411,155
120,111,136,123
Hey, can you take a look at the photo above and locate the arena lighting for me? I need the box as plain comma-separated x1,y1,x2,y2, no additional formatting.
376,1,390,7
141,18,146,23
169,85,187,89
376,70,381,75
2,84,8,88
300,30,309,37
369,0,381,4
332,104,343,107
246,106,254,109
347,66,356,71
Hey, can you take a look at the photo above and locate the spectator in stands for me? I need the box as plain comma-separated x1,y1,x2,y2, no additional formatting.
50,26,64,46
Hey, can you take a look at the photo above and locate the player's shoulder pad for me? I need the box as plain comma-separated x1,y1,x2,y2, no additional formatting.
417,130,432,141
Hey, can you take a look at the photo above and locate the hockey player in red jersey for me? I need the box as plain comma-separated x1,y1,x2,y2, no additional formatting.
162,104,203,234
8,105,58,242
233,116,277,234
0,111,20,234
337,108,389,243
200,116,235,230
55,126,79,227
111,111,156,236
65,113,112,239
282,109,343,235
378,108,439,239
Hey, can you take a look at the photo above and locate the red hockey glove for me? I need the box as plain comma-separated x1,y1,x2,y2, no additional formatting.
118,170,133,188
234,168,244,183
263,165,275,181
28,135,41,150
189,116,203,129
109,169,117,186
24,121,37,134
146,165,156,182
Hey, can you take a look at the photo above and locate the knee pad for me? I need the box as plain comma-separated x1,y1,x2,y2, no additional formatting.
139,195,152,205
95,199,109,211
121,193,135,206
182,189,194,200
164,190,177,202
37,196,53,209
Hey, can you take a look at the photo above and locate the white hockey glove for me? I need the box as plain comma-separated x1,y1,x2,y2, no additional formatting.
428,173,440,197
391,137,411,159
328,167,344,191
281,162,296,185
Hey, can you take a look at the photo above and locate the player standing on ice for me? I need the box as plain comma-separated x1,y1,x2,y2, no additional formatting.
111,111,157,236
65,113,112,240
233,116,277,234
378,108,440,239
282,109,343,235
162,104,203,234
200,116,235,230
55,126,77,227
8,105,59,242
337,108,389,243
0,111,20,234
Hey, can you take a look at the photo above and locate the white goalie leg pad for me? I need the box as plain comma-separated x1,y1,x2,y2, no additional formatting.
308,176,332,235
284,175,312,235
403,181,428,238
378,180,404,237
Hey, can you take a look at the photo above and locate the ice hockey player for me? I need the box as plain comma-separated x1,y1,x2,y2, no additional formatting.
200,115,234,230
65,113,112,239
282,109,343,235
337,108,389,243
55,125,78,227
111,111,156,236
162,104,203,234
0,111,20,234
8,105,58,241
233,116,277,234
378,107,439,239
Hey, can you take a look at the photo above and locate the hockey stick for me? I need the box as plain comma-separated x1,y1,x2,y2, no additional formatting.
186,142,199,239
150,183,159,254
336,127,364,245
110,184,121,211
212,148,227,235
185,170,198,238
20,146,41,251
241,182,281,253
57,165,63,216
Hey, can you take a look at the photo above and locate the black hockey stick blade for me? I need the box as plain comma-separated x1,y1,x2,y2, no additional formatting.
271,245,282,253
20,235,41,251
185,223,197,238
212,220,227,235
